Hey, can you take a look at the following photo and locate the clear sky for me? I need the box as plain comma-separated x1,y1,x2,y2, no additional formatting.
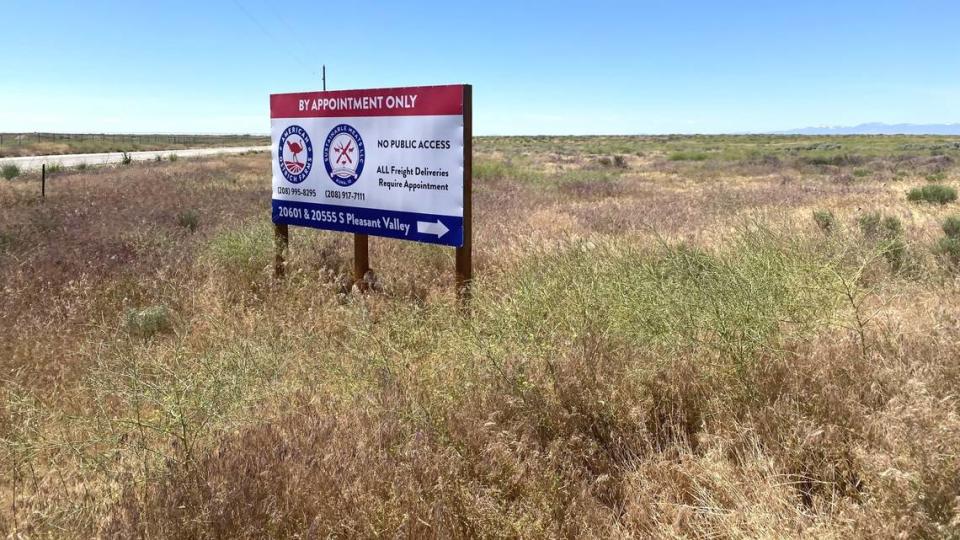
1,1,958,135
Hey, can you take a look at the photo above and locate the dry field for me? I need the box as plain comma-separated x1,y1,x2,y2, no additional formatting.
2,136,960,538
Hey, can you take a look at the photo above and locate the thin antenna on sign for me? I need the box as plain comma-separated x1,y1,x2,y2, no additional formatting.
322,65,327,91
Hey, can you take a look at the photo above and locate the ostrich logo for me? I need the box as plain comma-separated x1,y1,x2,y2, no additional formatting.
278,125,313,184
323,124,365,187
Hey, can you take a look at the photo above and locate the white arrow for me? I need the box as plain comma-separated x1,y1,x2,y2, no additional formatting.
416,219,449,238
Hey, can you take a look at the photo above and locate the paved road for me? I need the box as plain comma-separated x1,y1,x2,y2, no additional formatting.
0,146,270,171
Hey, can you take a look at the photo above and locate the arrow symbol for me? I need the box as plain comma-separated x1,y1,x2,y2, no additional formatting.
416,219,449,238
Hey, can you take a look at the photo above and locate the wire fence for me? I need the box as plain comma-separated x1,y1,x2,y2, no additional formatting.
0,132,269,150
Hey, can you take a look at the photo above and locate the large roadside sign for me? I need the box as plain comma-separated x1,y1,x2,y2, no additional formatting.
270,84,468,247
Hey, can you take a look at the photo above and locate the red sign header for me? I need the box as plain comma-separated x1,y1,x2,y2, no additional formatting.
271,84,464,119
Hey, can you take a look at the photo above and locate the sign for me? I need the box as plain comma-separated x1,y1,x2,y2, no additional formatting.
270,84,467,247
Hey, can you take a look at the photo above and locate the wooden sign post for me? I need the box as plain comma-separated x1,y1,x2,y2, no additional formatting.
353,233,369,291
455,85,473,301
274,222,288,278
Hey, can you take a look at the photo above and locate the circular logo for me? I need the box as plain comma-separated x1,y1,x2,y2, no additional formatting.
323,124,365,187
278,125,313,184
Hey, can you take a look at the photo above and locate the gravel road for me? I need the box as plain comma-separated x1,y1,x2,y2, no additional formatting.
0,146,270,171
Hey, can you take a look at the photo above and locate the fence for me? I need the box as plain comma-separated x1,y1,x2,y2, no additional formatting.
0,132,269,151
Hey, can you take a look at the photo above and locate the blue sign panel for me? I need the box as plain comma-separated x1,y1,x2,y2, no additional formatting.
271,200,463,247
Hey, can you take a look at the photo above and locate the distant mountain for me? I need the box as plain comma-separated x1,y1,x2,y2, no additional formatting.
775,123,960,135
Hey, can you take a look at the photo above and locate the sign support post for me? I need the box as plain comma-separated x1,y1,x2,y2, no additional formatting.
455,85,472,304
274,222,288,278
353,233,369,290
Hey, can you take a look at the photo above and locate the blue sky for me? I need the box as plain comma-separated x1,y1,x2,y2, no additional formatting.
1,1,958,135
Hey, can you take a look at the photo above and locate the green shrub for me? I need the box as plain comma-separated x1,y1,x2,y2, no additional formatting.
124,305,173,338
45,163,63,174
202,220,273,289
936,216,960,270
935,237,960,268
812,209,836,233
473,159,541,183
473,159,508,180
121,152,132,165
668,151,708,161
881,237,908,272
77,162,88,171
858,212,881,238
176,209,200,233
155,155,162,162
168,154,178,162
2,164,20,180
860,212,907,270
802,154,864,167
942,216,960,239
852,168,871,178
598,155,628,169
881,216,903,239
926,172,946,182
0,231,14,253
497,229,844,366
907,184,957,204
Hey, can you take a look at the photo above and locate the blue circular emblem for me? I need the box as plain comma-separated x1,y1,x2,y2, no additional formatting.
278,125,313,184
323,124,365,187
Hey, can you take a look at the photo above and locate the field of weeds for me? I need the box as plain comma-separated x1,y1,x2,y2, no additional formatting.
2,136,960,537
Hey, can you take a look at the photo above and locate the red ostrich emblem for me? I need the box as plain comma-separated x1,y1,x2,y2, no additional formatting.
284,139,304,173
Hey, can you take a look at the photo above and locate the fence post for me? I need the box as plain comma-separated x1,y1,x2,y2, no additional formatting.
41,164,45,199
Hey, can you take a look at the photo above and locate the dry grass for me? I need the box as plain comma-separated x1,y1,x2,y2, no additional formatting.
2,137,960,538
